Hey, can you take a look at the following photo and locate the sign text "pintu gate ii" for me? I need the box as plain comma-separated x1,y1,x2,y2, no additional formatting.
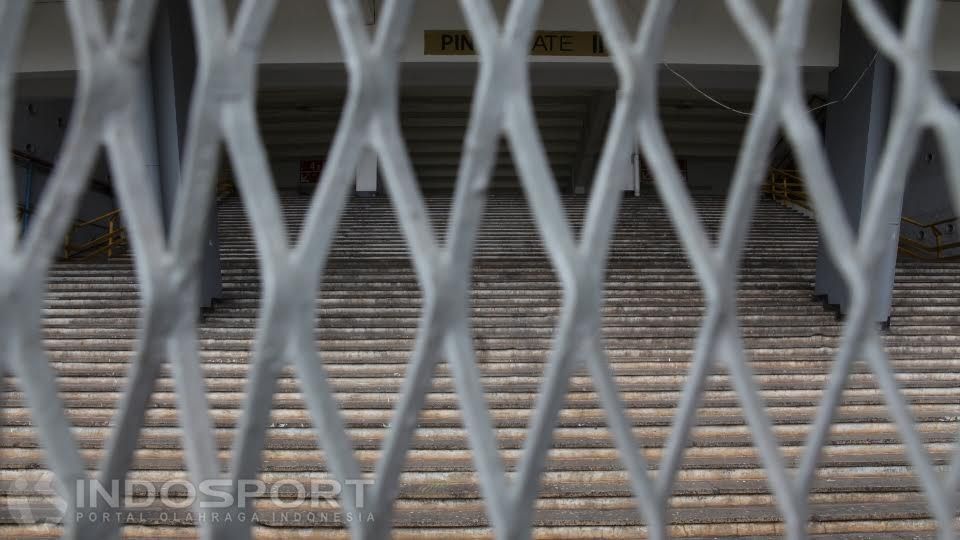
424,30,606,56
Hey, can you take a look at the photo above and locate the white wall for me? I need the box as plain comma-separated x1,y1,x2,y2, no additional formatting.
17,2,76,73
15,0,855,73
932,1,960,72
25,1,960,74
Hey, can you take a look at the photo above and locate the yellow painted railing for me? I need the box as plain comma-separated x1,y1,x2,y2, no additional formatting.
763,170,960,261
898,216,960,261
62,208,126,261
15,148,234,261
763,169,810,210
59,175,234,261
217,175,236,201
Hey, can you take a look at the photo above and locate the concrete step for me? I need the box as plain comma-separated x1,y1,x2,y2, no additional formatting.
1,440,955,471
4,192,955,539
6,384,960,408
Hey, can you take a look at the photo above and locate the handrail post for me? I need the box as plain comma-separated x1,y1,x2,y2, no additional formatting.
21,161,33,237
108,216,115,258
933,225,942,259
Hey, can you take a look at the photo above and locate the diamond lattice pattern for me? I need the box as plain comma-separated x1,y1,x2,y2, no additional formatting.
0,0,959,538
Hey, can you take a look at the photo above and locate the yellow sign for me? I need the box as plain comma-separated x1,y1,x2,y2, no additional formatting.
424,30,606,56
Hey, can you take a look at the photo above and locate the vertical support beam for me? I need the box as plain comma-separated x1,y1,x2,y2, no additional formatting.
814,0,902,325
136,57,162,220
355,148,378,196
147,0,223,308
20,161,32,236
572,92,614,195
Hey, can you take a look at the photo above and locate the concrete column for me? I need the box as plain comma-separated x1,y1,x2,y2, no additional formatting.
136,62,162,217
814,0,902,325
572,92,614,195
148,0,223,308
355,148,378,196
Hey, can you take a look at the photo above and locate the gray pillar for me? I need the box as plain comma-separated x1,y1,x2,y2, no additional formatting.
572,92,614,195
814,0,901,325
148,0,222,308
355,148,378,196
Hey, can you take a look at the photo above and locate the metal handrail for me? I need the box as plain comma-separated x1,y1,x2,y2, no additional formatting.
14,150,114,236
899,215,960,260
61,174,234,260
12,149,112,192
216,176,236,201
22,159,231,260
12,149,55,171
71,208,120,230
63,208,126,260
764,169,811,211
764,171,960,261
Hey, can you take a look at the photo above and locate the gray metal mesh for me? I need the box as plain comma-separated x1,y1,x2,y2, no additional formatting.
1,0,959,538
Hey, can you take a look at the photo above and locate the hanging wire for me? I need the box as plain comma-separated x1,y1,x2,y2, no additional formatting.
663,52,880,116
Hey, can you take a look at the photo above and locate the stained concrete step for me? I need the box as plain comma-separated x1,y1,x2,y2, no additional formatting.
0,467,940,499
23,357,960,376
6,384,960,408
0,521,944,539
4,192,956,539
42,314,843,329
1,441,956,472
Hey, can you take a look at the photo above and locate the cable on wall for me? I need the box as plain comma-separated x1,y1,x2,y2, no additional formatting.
663,52,880,117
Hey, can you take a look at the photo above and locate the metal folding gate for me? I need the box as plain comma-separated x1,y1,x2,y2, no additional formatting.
1,0,958,538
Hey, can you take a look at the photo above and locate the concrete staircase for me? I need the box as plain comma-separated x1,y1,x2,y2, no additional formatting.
3,190,959,538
